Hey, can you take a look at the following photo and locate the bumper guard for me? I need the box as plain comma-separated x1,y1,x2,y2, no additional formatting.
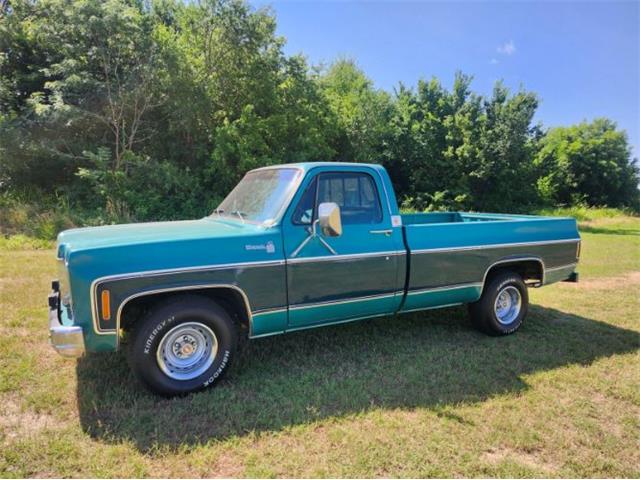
48,283,85,358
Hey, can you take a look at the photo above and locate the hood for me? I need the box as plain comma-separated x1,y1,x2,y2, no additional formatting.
56,217,263,258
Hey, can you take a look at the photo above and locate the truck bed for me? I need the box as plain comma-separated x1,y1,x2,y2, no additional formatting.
401,212,580,247
401,211,549,225
399,212,580,313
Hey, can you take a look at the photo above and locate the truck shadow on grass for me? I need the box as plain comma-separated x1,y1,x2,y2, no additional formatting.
76,305,639,452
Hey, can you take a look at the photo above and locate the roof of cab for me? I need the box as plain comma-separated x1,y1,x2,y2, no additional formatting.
250,162,386,174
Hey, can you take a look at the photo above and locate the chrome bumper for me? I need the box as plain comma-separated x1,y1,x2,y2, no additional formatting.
48,286,85,358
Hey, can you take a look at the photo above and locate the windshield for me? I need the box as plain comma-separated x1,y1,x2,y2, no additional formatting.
213,168,302,225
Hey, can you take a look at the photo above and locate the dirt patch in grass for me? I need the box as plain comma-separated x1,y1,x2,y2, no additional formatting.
0,326,33,337
482,447,559,474
575,271,640,290
212,453,245,478
0,397,65,442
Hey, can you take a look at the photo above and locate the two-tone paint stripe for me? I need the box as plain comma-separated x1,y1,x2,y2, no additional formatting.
252,291,402,316
410,237,580,254
287,250,405,264
288,291,402,311
89,259,284,338
87,238,579,343
406,282,484,296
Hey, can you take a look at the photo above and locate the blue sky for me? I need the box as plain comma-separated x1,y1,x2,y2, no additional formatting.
250,0,639,158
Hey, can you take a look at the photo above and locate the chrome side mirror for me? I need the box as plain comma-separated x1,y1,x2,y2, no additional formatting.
318,202,342,237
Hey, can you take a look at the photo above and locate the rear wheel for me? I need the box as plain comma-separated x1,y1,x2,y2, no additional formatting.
469,271,528,336
128,295,237,396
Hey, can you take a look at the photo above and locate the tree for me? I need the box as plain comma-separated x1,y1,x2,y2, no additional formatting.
470,82,540,211
0,0,339,220
0,0,167,217
382,75,540,212
155,0,337,200
534,119,639,209
382,75,481,209
1,0,638,231
319,59,394,164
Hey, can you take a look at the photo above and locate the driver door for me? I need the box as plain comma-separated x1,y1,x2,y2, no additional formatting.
282,168,403,329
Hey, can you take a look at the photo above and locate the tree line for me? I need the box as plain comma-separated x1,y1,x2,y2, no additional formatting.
1,0,638,232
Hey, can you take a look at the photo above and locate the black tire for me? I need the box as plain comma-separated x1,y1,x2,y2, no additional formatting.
469,271,528,336
128,294,237,396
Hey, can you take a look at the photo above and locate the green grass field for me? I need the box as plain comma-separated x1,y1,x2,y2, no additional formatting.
0,212,638,477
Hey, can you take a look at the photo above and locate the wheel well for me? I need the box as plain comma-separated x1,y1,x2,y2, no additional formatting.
119,287,251,336
484,259,544,286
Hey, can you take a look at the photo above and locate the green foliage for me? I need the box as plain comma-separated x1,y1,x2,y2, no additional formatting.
384,76,542,212
319,59,393,164
534,119,640,209
77,148,210,222
536,205,638,221
0,0,638,239
0,191,83,239
0,234,54,250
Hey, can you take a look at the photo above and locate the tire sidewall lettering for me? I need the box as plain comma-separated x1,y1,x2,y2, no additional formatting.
495,278,516,293
203,350,230,387
143,315,175,354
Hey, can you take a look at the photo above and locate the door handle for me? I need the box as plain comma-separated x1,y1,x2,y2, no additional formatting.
369,229,393,236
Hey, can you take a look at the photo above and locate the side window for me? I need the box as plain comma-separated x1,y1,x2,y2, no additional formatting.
291,176,317,225
318,172,383,225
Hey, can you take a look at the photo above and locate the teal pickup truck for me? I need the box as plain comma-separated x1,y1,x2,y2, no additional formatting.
49,162,580,395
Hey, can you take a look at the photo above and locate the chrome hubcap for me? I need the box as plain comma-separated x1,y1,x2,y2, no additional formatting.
157,322,217,381
494,286,522,325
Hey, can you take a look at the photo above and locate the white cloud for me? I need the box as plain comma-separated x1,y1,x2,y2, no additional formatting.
497,40,516,55
490,58,499,65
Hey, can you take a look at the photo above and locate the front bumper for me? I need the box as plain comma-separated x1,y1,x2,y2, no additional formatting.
48,283,85,358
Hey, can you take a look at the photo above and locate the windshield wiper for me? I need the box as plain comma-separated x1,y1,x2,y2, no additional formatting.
231,210,246,224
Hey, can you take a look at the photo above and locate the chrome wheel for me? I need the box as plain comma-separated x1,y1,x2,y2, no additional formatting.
156,322,217,381
494,286,522,325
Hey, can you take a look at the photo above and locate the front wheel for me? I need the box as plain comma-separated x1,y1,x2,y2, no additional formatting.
469,271,529,336
128,295,237,396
